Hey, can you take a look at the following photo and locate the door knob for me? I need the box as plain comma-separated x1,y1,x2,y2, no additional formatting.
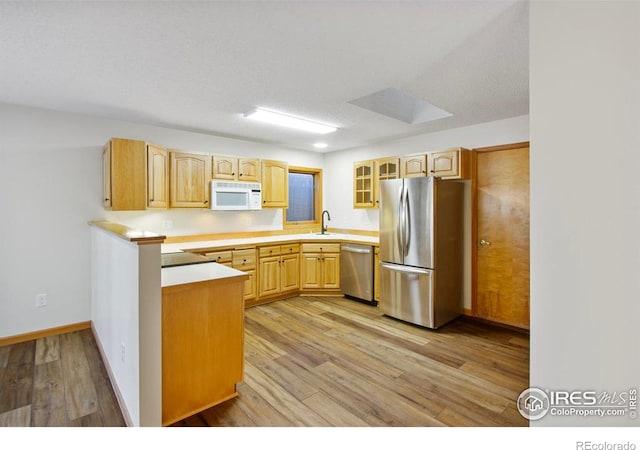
479,239,491,246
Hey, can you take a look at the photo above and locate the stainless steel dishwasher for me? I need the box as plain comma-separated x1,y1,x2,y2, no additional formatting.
340,243,375,305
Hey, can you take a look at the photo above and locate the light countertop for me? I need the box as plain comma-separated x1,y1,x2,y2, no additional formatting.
161,233,379,254
161,262,247,287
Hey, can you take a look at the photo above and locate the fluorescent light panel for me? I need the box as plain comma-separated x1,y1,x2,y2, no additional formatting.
244,108,337,134
313,142,328,149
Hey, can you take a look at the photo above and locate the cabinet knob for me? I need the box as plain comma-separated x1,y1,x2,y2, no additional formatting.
240,173,243,176
421,170,426,174
317,258,320,261
104,198,109,201
243,259,247,262
232,172,235,176
263,200,266,203
149,198,154,201
430,170,435,173
204,200,209,204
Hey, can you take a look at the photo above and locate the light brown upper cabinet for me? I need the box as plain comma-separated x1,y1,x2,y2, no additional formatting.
426,147,471,179
211,155,237,180
147,143,169,209
238,158,261,182
353,160,375,208
374,157,400,207
212,156,261,182
400,155,427,178
261,160,288,208
170,151,211,208
102,138,147,211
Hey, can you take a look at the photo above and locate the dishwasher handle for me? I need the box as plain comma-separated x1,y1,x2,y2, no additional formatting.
341,245,372,254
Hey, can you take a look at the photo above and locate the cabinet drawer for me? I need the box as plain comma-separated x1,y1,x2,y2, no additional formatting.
233,248,256,269
280,244,300,255
204,250,232,263
259,246,281,258
301,243,340,253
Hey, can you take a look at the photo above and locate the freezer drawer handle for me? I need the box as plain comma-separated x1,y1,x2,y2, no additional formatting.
341,246,371,254
380,262,432,275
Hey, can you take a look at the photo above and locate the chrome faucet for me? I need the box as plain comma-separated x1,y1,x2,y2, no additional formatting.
321,210,331,234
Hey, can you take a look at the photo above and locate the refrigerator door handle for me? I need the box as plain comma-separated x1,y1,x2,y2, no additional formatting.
403,183,411,256
396,184,404,256
380,262,431,275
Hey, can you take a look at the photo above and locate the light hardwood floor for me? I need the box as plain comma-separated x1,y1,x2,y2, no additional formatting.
0,296,529,427
173,296,530,427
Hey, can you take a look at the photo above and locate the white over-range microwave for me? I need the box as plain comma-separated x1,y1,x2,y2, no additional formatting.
210,180,262,211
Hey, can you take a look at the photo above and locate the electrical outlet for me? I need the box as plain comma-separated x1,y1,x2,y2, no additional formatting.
162,220,173,230
36,293,48,308
121,342,126,363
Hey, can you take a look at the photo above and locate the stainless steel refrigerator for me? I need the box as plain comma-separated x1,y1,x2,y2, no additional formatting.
379,176,464,329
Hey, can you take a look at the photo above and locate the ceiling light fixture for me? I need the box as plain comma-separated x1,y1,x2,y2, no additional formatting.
244,107,337,134
313,143,328,149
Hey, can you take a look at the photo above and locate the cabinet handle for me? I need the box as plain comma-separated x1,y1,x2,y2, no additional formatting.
204,200,208,204
150,198,154,201
430,170,435,173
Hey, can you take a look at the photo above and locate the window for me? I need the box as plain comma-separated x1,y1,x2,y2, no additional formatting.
283,167,322,230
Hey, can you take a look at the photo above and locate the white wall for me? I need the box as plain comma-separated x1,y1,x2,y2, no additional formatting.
323,115,529,231
530,1,640,426
0,103,322,338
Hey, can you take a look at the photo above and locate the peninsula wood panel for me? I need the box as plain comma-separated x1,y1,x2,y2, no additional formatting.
476,145,530,329
162,277,246,426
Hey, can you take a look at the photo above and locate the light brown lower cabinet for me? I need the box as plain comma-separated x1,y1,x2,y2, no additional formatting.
161,274,246,426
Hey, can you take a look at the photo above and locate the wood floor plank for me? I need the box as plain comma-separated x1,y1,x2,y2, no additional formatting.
245,344,319,401
0,345,10,368
310,300,432,345
314,361,444,427
31,360,66,426
0,405,31,427
35,335,60,365
273,354,389,427
7,341,35,366
68,411,104,427
244,316,331,369
199,398,256,426
302,391,369,427
244,328,287,360
79,330,125,427
285,326,404,380
0,363,33,413
244,360,331,426
460,360,529,400
59,332,98,421
235,382,293,426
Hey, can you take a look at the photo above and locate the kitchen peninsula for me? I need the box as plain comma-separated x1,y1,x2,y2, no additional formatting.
89,221,248,427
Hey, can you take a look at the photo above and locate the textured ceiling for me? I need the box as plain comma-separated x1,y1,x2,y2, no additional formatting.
0,1,529,152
